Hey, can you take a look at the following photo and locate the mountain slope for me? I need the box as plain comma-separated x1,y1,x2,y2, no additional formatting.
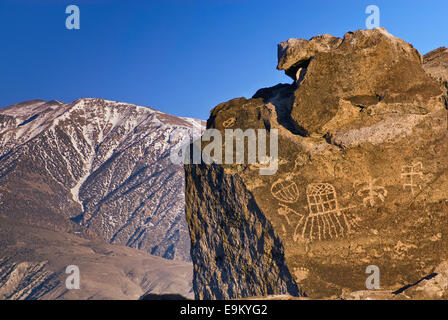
0,98,204,261
0,216,193,300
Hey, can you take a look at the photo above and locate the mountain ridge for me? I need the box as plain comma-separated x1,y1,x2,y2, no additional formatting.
0,98,204,262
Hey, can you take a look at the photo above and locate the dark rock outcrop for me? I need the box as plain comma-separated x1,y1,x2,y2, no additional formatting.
424,47,448,85
185,28,448,299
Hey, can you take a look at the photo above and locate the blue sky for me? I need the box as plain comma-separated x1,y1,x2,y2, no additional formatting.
1,0,447,120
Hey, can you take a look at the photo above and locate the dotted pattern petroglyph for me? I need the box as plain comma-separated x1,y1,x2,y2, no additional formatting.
293,267,310,282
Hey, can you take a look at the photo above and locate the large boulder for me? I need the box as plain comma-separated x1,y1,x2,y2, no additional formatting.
277,34,342,80
424,47,448,85
185,28,448,299
279,28,442,135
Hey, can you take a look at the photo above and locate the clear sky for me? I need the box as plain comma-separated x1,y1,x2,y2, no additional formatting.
1,0,447,120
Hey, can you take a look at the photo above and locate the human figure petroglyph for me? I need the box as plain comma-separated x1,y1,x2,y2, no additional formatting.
271,178,300,203
357,178,388,207
401,162,424,195
222,117,236,128
278,204,293,225
276,183,358,241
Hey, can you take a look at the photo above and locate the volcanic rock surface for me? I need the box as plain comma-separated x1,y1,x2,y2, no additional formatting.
185,28,448,299
424,47,448,85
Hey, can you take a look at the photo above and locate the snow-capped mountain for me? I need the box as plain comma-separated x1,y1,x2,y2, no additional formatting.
0,98,204,261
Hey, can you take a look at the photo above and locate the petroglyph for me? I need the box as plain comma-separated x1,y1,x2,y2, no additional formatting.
271,178,300,203
250,156,286,172
280,224,288,237
277,204,293,225
306,183,340,215
277,183,358,241
293,267,310,282
357,178,388,207
393,241,418,259
401,162,424,195
293,153,310,170
222,117,236,128
333,161,361,178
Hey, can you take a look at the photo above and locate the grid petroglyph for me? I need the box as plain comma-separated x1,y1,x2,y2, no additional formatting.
276,183,358,242
401,162,424,195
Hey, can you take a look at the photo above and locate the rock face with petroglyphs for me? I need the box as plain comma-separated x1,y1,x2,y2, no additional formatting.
185,28,448,299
